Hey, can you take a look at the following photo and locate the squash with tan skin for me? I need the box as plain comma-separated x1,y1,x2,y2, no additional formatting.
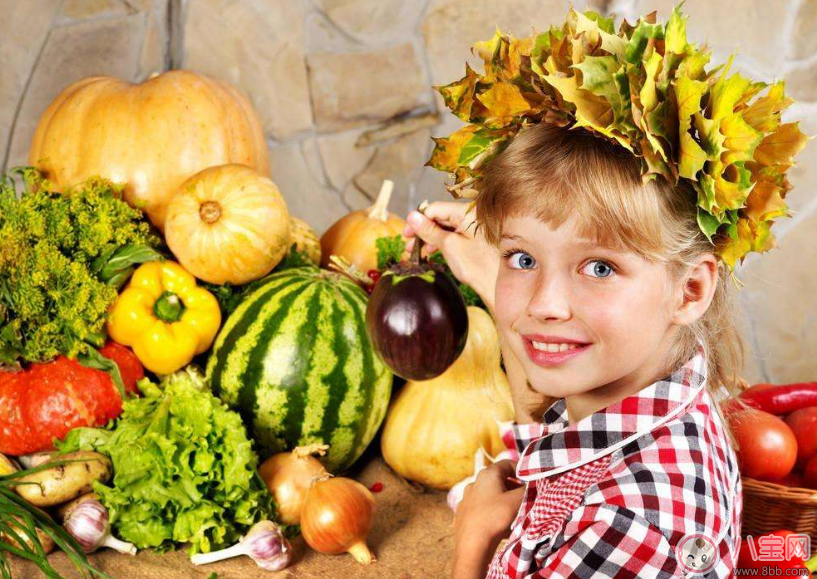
380,306,515,490
28,70,269,230
164,164,291,285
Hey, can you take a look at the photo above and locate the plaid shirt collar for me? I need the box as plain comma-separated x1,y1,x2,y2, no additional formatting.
517,341,708,481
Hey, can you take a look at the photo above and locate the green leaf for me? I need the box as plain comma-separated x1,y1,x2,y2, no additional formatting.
98,244,164,288
457,131,495,166
697,207,723,242
77,346,126,401
624,20,664,64
376,235,407,270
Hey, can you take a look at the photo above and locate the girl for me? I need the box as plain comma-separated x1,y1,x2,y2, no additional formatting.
406,4,808,574
405,122,745,578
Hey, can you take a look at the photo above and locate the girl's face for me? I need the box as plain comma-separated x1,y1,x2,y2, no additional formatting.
495,214,679,402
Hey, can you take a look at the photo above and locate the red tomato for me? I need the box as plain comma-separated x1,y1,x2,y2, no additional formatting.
770,471,806,488
729,408,797,480
803,455,817,489
784,407,817,467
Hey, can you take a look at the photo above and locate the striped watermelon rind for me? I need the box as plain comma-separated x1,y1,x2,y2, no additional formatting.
206,267,393,473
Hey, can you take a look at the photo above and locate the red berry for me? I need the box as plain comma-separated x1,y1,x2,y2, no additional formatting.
368,482,383,493
367,270,381,283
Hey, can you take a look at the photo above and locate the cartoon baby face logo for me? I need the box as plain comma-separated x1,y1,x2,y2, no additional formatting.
676,533,718,575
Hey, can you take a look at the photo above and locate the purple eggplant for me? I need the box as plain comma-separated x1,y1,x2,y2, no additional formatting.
365,238,468,380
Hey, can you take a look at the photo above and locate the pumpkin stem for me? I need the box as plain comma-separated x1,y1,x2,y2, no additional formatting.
366,180,393,222
199,201,222,224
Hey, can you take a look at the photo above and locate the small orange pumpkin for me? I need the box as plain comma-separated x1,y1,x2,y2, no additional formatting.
320,180,406,273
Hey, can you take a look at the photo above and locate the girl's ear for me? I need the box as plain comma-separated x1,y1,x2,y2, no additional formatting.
670,253,719,327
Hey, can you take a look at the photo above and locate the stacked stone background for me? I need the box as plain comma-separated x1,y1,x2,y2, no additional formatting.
1,0,815,385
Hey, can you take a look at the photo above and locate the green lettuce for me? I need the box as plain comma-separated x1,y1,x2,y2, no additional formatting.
59,367,281,554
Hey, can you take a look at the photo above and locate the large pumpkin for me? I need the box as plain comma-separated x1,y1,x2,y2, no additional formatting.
28,70,270,230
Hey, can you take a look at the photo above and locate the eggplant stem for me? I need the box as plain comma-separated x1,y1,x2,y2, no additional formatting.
366,180,394,222
410,235,423,265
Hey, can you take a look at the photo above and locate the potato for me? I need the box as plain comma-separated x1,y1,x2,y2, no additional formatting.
15,451,111,507
1,516,55,554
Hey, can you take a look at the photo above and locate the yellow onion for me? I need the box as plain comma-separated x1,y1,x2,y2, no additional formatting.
258,444,328,525
300,476,376,564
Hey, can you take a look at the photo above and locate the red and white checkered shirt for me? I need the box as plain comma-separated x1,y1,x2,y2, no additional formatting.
487,342,742,578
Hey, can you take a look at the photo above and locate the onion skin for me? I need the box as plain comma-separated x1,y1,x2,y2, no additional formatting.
366,265,468,381
300,477,376,564
258,445,328,525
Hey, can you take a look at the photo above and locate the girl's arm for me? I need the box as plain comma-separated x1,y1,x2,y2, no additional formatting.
452,460,526,579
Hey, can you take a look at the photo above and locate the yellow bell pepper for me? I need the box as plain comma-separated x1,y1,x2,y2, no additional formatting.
107,261,221,375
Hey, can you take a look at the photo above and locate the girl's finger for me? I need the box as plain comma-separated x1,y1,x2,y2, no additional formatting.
406,211,451,249
421,201,472,228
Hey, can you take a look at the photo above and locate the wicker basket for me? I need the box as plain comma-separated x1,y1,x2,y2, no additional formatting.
735,380,817,552
742,478,817,550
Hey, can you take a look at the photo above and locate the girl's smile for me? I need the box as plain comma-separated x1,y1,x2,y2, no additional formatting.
521,335,592,367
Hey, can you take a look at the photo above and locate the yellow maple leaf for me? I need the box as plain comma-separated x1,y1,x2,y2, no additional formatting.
713,160,752,211
720,112,763,165
741,81,789,133
640,50,663,113
426,125,479,172
753,122,810,166
437,64,479,122
508,36,534,78
744,179,787,222
718,218,774,270
477,82,531,126
542,73,614,132
708,55,752,121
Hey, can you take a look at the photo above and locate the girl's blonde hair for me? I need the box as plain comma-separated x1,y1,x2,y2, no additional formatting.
475,122,747,405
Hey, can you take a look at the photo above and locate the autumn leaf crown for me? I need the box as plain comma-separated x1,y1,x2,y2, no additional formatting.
426,2,811,271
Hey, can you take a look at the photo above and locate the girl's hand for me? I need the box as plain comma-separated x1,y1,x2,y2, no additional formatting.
451,460,525,579
404,202,499,311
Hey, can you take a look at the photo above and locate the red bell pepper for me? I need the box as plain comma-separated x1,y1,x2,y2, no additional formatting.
739,383,817,415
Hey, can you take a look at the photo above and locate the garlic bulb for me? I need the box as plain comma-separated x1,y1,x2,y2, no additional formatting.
63,499,136,554
190,521,292,571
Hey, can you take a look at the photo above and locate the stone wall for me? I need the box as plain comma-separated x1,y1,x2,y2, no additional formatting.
1,0,815,384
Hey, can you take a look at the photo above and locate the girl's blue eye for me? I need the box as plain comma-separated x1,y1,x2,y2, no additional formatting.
508,251,536,270
583,260,615,278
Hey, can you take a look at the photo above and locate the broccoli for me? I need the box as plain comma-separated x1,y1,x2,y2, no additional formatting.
0,167,162,365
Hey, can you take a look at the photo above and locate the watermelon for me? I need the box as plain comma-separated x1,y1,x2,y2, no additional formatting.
206,267,393,473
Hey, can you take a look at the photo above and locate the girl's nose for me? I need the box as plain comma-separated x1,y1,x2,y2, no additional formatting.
525,271,572,321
